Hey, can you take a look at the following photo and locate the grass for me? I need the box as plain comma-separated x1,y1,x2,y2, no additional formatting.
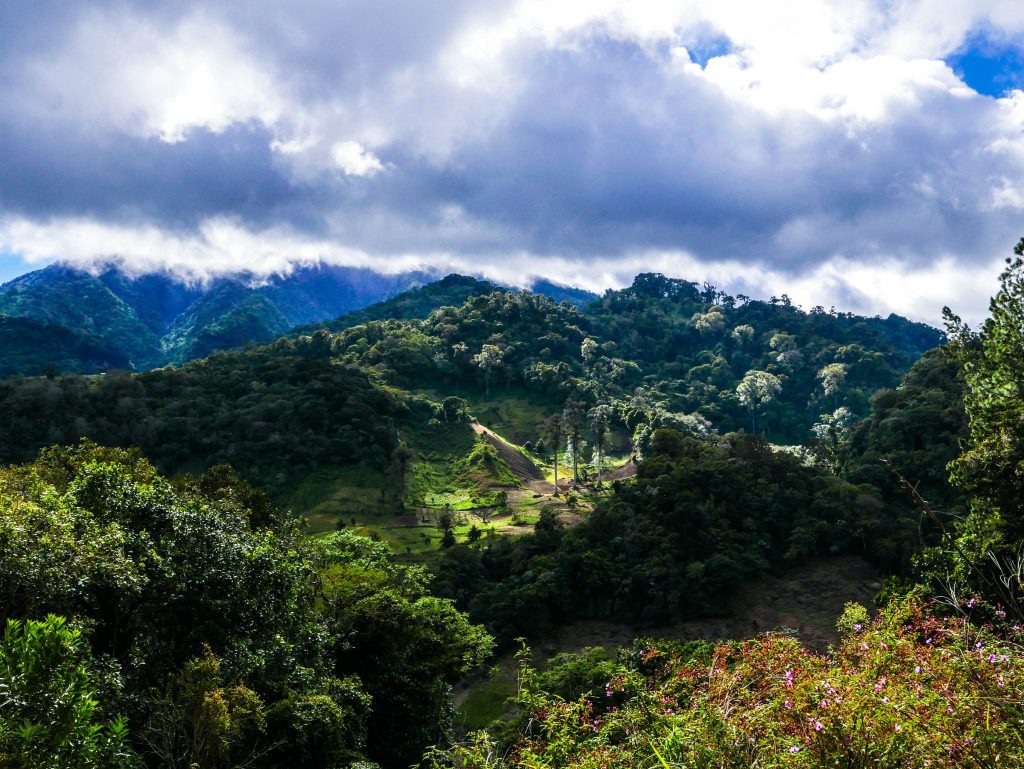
282,397,597,552
421,384,558,442
277,465,392,534
456,663,519,731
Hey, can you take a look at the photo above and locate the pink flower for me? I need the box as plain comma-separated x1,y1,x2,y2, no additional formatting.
814,720,823,731
790,746,800,754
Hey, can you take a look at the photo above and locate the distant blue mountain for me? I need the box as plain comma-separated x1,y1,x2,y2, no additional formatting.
0,262,598,377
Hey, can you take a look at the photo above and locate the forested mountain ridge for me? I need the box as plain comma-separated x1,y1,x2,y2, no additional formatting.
0,262,435,373
0,265,599,378
324,272,943,443
0,272,943,483
3,257,1015,769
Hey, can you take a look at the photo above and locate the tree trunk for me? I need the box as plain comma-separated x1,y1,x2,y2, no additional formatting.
553,446,559,496
572,436,579,486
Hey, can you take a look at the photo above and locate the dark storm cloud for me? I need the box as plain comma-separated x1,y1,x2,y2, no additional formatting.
0,120,300,229
2,0,1024,321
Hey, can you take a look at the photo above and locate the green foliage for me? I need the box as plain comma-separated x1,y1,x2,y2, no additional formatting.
305,274,503,336
434,429,908,644
266,677,371,769
536,647,618,705
835,601,871,637
0,263,432,375
914,238,1024,619
438,598,1024,768
0,615,138,769
0,445,493,768
946,242,1024,544
143,649,267,769
0,316,130,378
0,343,403,485
318,273,938,453
844,349,968,573
316,531,494,767
453,439,521,489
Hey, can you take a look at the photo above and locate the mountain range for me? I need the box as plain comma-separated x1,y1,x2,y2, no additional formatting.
0,263,598,377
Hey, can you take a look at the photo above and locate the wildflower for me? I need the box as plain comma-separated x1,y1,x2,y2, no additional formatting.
789,746,800,754
895,724,903,732
784,699,793,709
915,666,922,674
814,720,823,731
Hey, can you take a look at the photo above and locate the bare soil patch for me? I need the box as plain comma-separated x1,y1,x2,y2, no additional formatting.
539,555,880,657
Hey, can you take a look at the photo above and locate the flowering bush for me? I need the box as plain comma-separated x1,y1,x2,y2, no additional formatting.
435,597,1024,768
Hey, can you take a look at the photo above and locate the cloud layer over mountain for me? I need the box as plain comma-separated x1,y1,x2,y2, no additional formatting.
4,0,1024,322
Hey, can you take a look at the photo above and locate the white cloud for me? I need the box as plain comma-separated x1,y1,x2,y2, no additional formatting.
331,141,387,177
0,212,1003,325
5,0,1024,323
21,9,284,143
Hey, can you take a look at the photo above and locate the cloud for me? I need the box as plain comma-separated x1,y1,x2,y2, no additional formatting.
331,141,387,177
2,0,1024,323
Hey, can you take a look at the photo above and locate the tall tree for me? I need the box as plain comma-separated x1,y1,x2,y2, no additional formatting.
588,404,612,487
945,237,1024,549
472,344,504,398
562,400,585,487
735,370,782,434
541,414,564,496
817,362,848,408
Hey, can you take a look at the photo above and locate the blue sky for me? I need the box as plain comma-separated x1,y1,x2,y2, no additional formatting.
3,1,1024,323
0,253,32,285
946,31,1024,96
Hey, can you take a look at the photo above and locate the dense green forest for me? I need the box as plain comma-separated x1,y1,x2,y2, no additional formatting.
0,443,491,768
0,265,597,377
6,252,1024,768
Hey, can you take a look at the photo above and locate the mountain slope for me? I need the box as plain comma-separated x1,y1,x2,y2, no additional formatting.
0,316,131,378
0,262,434,374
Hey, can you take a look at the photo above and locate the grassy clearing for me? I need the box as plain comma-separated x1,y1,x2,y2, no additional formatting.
277,465,391,534
421,385,558,442
456,663,519,731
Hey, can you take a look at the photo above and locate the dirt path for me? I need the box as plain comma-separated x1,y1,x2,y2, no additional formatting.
603,459,637,481
471,422,550,491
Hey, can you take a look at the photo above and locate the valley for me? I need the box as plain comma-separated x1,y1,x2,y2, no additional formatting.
1,263,1021,769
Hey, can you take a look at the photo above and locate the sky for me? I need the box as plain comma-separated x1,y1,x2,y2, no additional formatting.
3,1,1024,324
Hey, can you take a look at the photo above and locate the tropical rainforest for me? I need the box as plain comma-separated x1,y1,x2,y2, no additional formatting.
2,242,1024,768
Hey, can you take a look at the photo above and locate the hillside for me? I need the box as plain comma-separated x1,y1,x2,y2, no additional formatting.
0,265,603,378
0,262,1015,769
0,262,435,374
324,273,943,443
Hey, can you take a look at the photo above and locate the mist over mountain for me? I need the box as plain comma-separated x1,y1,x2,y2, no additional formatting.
0,262,601,376
0,262,431,373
